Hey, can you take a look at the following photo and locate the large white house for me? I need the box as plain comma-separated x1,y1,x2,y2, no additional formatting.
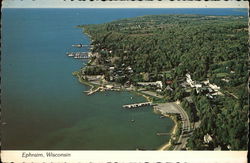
186,73,195,87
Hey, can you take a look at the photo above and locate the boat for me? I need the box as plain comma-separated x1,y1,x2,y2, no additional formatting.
66,52,74,57
68,54,74,57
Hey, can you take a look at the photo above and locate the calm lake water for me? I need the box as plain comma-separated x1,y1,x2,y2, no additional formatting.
1,8,247,150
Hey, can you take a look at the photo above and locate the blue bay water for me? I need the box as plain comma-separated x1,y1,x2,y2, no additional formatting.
1,8,247,150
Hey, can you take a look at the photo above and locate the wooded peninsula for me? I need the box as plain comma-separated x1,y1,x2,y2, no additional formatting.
76,15,248,150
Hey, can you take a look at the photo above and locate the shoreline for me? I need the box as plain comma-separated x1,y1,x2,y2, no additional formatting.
73,69,179,150
157,114,178,150
72,27,181,150
72,71,95,92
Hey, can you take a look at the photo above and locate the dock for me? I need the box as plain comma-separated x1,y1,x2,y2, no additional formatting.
66,52,91,59
156,132,171,136
123,102,152,109
72,44,89,48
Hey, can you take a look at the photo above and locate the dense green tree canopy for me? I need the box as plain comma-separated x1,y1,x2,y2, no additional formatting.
79,15,248,150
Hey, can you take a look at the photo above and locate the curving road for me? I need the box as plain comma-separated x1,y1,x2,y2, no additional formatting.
172,102,191,150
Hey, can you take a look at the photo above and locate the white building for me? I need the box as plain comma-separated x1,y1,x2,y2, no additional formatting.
203,80,210,85
186,74,195,87
195,84,202,93
204,133,213,144
156,81,163,89
109,67,115,71
209,83,220,92
105,85,114,89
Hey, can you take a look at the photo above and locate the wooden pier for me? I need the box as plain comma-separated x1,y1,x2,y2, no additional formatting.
123,102,152,109
66,52,90,59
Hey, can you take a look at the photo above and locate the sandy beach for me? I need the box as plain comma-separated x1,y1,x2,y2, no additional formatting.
158,115,178,150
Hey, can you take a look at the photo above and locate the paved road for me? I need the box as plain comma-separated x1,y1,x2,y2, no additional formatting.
141,91,164,98
172,103,191,150
138,90,191,150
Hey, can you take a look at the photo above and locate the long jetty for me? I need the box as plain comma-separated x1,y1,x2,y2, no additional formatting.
123,102,152,109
